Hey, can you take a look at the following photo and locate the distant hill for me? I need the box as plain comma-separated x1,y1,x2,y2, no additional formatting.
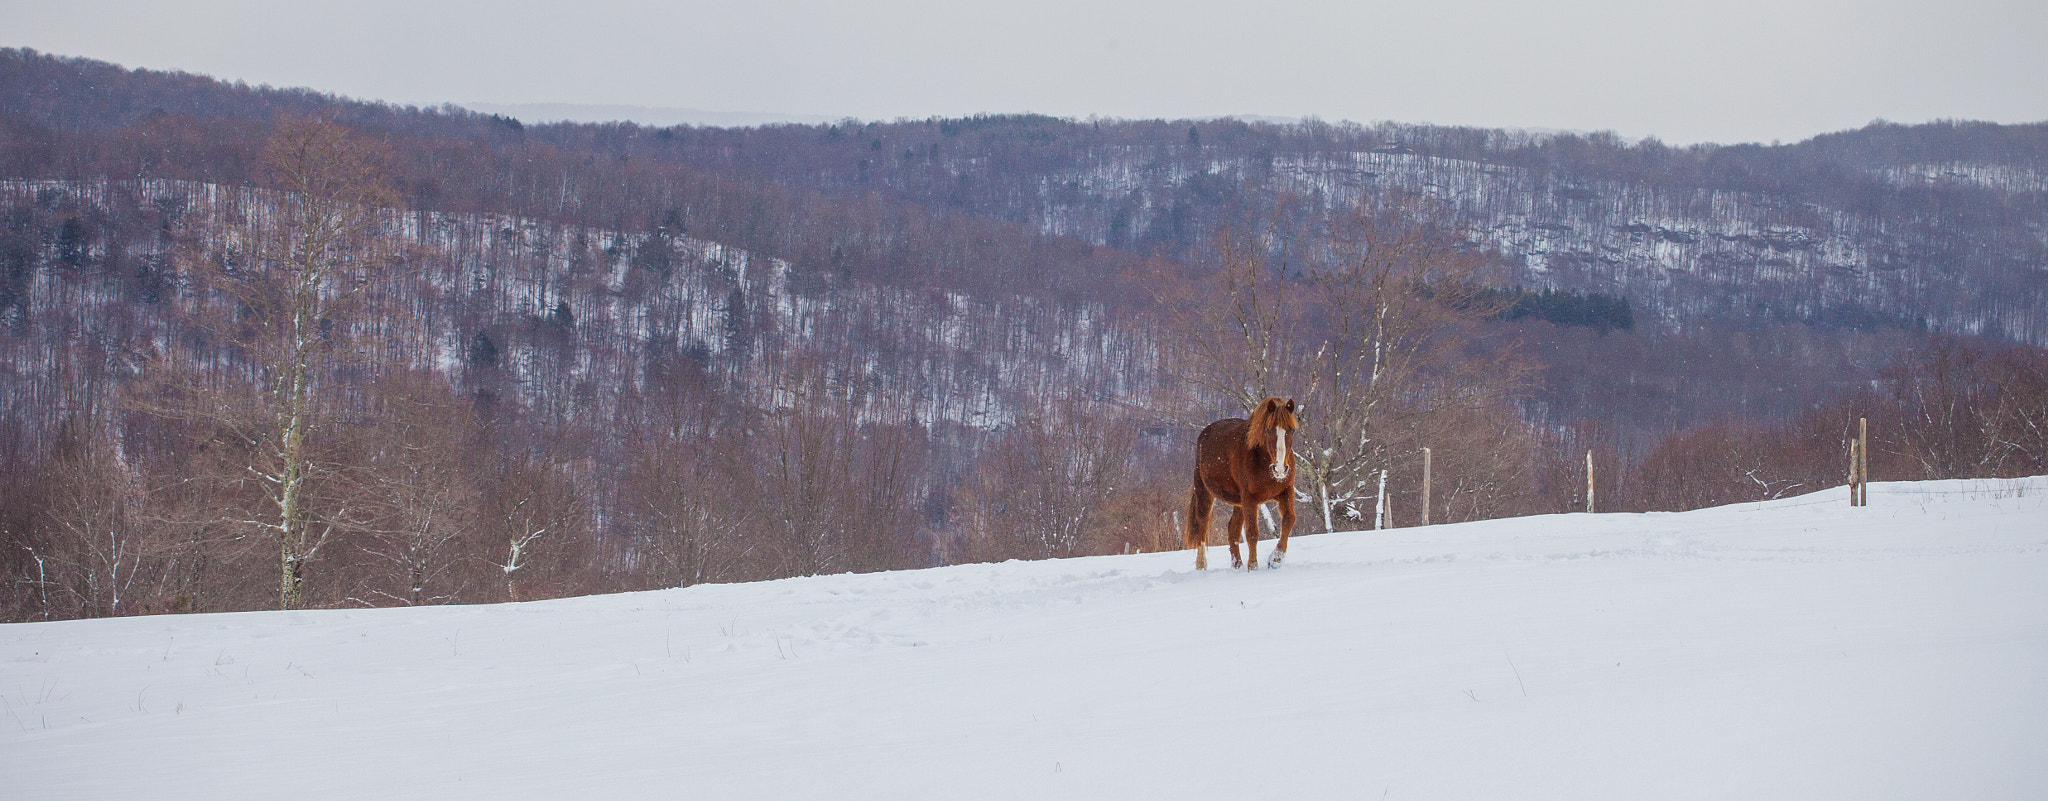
459,102,839,129
621,114,2048,346
6,47,2040,349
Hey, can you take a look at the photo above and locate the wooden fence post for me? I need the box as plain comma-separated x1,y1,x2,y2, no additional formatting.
1848,417,1871,507
1421,447,1432,527
1848,437,1860,507
1585,449,1596,514
1375,468,1389,530
1858,417,1869,506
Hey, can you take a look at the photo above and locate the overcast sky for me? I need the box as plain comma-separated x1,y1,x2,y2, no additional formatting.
5,0,2045,144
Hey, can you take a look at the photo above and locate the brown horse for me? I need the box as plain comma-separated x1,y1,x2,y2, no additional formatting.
1187,397,1299,570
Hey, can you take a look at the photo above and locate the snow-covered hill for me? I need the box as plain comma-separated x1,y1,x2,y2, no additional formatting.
0,179,1159,435
6,477,2046,800
1071,147,2048,344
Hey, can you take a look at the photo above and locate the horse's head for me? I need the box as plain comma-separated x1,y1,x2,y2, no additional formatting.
1246,397,1299,481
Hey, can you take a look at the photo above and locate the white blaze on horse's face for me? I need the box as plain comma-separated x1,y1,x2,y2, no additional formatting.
1271,427,1290,480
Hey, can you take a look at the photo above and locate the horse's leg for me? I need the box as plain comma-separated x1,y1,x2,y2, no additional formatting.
1187,477,1212,571
1226,505,1246,569
1243,501,1261,570
1268,492,1297,568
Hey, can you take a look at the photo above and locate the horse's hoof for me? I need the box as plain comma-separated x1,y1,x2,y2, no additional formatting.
1267,551,1286,568
1231,557,1245,570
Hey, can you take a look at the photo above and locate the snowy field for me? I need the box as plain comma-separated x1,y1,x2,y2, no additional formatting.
6,478,2046,800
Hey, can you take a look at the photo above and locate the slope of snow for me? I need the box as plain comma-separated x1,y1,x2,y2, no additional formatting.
6,478,2046,799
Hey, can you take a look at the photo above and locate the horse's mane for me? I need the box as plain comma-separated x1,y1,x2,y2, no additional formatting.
1245,398,1279,450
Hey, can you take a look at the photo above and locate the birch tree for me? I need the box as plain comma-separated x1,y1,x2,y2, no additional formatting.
1295,209,1526,529
487,457,583,601
28,414,152,617
205,117,398,609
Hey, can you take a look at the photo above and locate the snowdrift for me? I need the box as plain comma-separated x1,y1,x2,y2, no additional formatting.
6,478,2046,800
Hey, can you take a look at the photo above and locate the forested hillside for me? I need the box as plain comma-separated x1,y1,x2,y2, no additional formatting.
2,49,2043,621
528,111,2048,343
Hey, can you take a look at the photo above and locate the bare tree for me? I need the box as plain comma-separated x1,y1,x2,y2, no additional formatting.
953,397,1138,562
475,449,586,601
347,371,484,606
752,356,861,577
623,443,736,589
1162,224,1308,417
1163,202,1526,531
840,418,928,573
747,348,932,577
187,117,400,609
24,414,152,617
621,386,743,589
1985,346,2048,475
1884,338,2048,479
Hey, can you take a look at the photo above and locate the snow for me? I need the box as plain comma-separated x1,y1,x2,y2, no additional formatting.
7,477,2047,799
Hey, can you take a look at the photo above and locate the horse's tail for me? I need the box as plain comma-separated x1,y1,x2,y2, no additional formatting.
1185,472,1212,549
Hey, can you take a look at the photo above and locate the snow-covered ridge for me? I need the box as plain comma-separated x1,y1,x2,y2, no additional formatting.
7,476,2044,799
1873,162,2048,193
1262,153,1964,334
1050,149,2047,345
0,179,1161,432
